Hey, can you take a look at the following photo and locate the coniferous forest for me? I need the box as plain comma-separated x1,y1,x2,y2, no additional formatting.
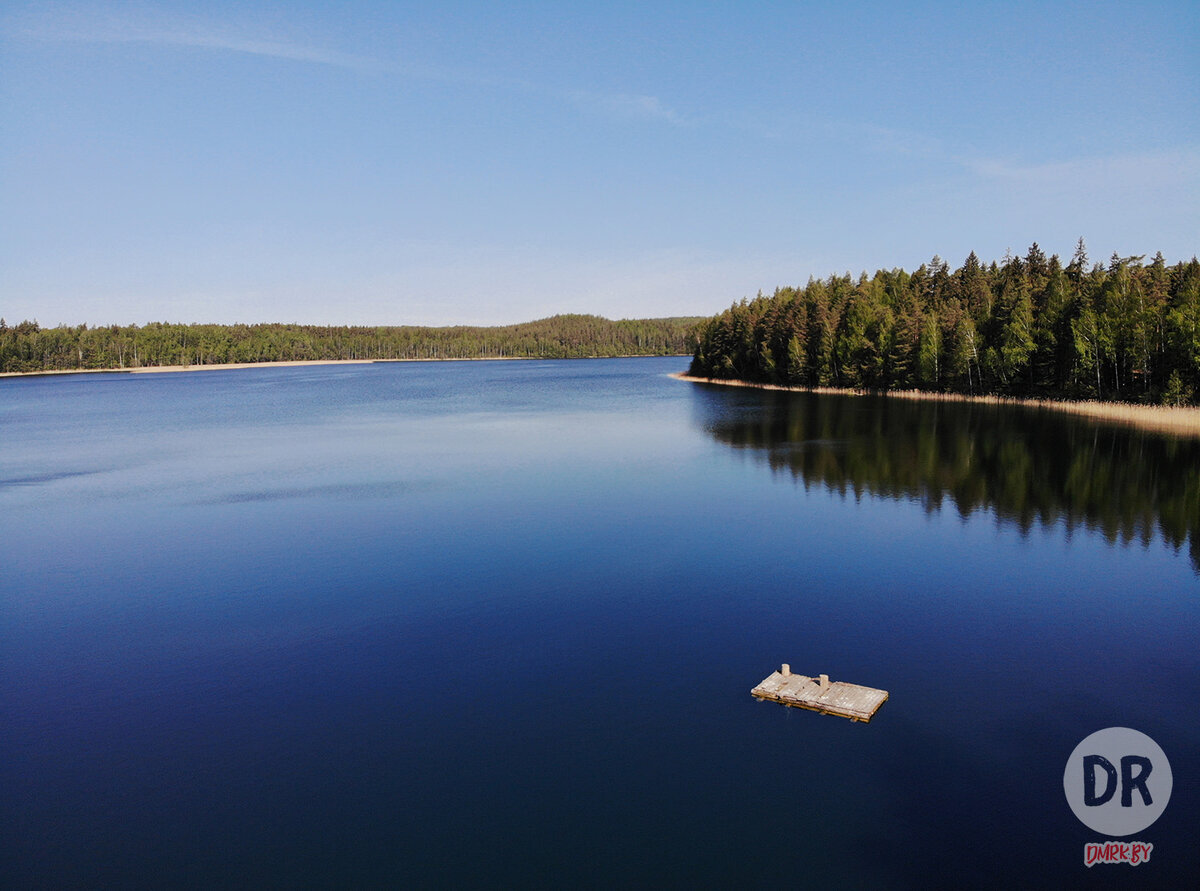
690,243,1200,406
0,314,701,374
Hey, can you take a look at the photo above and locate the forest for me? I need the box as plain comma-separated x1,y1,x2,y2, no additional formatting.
0,314,701,374
689,243,1200,405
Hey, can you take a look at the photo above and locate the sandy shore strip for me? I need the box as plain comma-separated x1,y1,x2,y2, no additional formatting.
126,359,382,374
671,372,1200,437
0,359,380,378
0,354,683,379
0,357,547,378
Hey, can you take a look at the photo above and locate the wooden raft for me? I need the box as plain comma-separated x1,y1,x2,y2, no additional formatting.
751,665,888,723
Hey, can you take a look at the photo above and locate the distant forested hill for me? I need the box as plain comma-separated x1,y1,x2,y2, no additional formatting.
690,244,1200,405
0,314,702,373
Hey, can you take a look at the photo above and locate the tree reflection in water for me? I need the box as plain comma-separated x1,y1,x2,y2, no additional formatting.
691,385,1200,572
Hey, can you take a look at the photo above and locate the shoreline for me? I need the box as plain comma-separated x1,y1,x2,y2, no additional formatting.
1,354,689,379
0,359,380,378
670,373,1200,437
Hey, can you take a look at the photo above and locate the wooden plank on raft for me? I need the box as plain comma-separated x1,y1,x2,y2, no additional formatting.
751,665,888,723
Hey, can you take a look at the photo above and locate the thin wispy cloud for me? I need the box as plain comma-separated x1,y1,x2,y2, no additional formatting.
841,118,1200,194
129,32,383,72
960,148,1200,186
13,6,689,127
10,6,1190,195
15,6,383,71
567,90,690,126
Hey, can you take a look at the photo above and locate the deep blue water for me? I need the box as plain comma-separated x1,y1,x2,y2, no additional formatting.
2,357,1197,888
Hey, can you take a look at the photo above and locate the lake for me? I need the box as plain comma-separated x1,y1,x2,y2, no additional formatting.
2,357,1197,887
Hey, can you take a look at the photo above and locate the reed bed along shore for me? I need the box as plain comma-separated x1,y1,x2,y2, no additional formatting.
671,373,1200,438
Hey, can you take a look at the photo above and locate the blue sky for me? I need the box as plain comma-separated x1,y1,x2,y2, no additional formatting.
2,1,1197,326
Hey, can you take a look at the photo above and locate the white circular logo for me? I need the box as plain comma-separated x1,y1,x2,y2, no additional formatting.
1064,727,1172,836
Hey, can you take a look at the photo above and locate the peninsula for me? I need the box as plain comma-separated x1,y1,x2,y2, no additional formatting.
688,244,1199,412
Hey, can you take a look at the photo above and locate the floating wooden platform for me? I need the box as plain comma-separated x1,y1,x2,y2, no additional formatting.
751,665,888,722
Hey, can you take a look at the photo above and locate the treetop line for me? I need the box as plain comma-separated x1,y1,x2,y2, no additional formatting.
5,242,1199,406
690,242,1200,406
0,314,701,373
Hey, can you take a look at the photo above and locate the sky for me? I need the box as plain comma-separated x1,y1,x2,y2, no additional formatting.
1,1,1198,327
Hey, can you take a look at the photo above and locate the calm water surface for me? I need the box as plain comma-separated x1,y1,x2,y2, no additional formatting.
2,358,1197,887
